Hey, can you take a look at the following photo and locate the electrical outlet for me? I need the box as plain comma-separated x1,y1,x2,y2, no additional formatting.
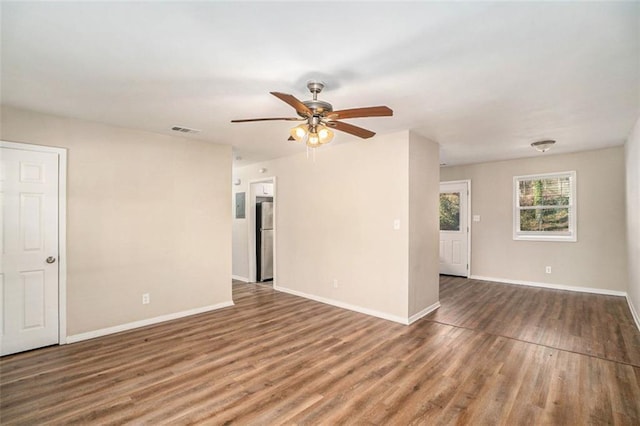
545,266,552,274
333,279,338,289
142,293,150,304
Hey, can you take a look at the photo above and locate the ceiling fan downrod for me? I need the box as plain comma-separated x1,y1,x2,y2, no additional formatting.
307,81,324,101
302,81,333,116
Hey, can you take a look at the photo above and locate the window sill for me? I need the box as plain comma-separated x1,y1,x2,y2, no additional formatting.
513,234,577,242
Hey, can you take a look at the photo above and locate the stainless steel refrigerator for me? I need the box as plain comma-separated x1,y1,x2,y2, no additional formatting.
256,201,274,282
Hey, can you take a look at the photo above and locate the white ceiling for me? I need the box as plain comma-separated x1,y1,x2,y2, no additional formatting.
2,1,638,167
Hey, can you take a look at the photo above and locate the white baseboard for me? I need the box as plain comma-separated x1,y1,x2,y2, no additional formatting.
65,301,235,344
232,275,250,282
274,285,411,325
626,294,640,332
469,275,627,297
408,301,441,325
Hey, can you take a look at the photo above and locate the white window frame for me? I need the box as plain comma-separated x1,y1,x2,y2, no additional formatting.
513,171,577,242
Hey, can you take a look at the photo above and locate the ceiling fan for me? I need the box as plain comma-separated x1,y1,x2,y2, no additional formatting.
231,81,393,148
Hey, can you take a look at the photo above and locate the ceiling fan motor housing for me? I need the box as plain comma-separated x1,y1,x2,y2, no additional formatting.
300,99,333,117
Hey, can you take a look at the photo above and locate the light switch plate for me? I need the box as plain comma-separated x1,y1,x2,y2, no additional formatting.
393,219,400,230
473,215,481,222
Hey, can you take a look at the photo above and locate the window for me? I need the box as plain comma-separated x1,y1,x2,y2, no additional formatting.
440,192,461,231
513,171,576,242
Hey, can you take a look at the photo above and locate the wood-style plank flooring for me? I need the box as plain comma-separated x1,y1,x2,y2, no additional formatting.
1,276,640,424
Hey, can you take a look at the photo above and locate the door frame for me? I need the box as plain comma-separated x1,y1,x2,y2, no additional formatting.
1,140,68,345
247,176,276,284
440,179,471,278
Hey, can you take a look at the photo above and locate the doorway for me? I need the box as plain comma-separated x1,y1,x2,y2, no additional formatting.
1,141,67,356
439,180,470,277
248,177,276,284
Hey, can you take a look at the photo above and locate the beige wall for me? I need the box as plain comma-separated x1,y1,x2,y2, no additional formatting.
441,147,628,292
626,117,640,324
232,196,250,280
408,132,440,317
233,131,440,322
234,132,411,319
1,106,232,336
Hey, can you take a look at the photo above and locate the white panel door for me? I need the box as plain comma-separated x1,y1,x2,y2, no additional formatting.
439,181,469,277
1,147,59,356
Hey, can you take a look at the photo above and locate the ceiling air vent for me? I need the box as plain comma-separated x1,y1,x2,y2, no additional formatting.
171,125,201,134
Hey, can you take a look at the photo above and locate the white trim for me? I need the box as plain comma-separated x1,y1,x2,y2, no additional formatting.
470,275,627,297
66,301,234,344
467,180,471,276
408,301,441,325
274,285,411,325
232,275,250,282
513,170,577,242
626,294,640,332
0,141,68,345
58,148,68,344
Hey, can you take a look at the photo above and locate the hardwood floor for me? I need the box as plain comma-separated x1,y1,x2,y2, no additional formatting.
2,277,640,424
433,276,640,366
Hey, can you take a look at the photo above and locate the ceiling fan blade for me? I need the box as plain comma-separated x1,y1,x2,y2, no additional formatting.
270,92,312,117
327,106,393,120
231,117,303,123
328,121,376,139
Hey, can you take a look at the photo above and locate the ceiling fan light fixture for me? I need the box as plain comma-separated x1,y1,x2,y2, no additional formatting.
531,139,556,152
317,125,334,144
290,124,308,142
291,123,332,148
307,132,320,147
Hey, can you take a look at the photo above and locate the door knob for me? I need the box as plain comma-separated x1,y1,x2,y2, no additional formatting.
46,256,56,264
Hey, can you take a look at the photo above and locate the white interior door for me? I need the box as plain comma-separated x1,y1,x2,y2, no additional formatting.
1,147,59,356
439,181,469,277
